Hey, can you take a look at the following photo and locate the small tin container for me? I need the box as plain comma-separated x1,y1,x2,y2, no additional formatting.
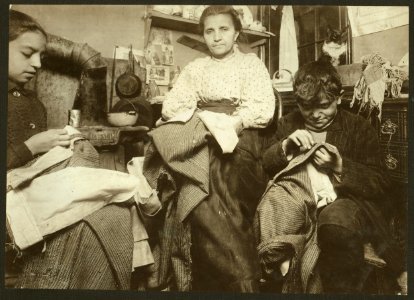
68,109,81,128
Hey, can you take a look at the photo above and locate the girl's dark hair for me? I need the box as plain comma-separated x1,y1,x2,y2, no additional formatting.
199,6,245,42
9,9,47,42
293,60,342,105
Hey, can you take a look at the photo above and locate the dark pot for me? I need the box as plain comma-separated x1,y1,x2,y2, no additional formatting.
115,72,142,98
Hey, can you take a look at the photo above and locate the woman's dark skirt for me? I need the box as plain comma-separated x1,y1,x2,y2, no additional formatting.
190,129,269,292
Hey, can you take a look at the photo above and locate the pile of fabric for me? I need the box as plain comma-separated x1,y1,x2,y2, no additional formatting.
351,53,408,120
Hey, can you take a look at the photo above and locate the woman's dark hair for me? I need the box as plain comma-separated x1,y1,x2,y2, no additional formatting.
199,6,245,42
9,9,47,42
293,60,342,105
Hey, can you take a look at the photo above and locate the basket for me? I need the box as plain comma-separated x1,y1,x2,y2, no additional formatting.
272,69,293,92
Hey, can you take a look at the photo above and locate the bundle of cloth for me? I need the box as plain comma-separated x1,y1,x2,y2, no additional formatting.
254,143,337,293
6,126,160,289
351,53,408,120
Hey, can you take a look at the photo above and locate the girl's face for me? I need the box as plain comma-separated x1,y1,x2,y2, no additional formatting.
9,30,46,84
298,97,338,131
203,14,239,60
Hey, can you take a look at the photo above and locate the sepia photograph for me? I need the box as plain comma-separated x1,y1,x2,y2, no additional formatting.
3,2,410,299
146,65,170,85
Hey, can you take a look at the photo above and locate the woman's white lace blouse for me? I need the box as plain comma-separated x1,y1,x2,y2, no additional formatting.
161,47,275,128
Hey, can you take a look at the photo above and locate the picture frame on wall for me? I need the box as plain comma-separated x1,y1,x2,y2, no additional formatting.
146,65,170,85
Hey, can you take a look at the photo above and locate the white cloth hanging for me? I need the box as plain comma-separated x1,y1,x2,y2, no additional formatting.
279,6,299,76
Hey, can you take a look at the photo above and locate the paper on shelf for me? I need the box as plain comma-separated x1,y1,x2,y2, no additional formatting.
115,46,144,64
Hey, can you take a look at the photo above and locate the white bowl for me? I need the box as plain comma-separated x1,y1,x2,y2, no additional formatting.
107,111,138,127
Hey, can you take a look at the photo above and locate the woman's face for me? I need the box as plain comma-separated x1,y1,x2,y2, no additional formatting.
9,30,46,84
203,14,239,59
298,97,338,131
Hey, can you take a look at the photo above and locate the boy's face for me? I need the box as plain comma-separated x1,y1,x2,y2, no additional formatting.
298,97,338,131
9,30,46,84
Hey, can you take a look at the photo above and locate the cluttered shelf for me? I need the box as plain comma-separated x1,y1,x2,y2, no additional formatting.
145,10,273,45
279,87,408,110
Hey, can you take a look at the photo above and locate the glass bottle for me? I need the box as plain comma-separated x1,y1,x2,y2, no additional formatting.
148,80,160,99
168,66,181,91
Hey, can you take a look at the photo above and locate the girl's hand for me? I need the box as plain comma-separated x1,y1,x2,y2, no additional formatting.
282,129,315,156
24,129,71,155
312,143,343,174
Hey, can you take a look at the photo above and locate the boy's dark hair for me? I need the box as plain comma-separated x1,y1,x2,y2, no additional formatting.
9,9,47,42
293,60,342,105
199,6,244,42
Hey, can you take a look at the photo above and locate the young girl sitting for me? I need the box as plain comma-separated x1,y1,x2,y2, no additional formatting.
7,10,155,290
8,10,70,170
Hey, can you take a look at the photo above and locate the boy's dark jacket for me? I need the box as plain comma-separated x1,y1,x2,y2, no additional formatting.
262,108,405,275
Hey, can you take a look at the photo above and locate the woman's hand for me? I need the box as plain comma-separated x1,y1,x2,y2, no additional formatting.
312,143,343,174
282,129,315,156
230,116,244,135
24,128,71,155
155,118,166,127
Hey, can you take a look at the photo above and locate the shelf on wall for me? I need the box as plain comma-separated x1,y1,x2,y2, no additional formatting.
146,10,273,45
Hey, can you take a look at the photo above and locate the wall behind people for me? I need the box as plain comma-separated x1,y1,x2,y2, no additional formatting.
11,4,211,65
12,5,147,58
352,25,408,65
13,5,258,63
11,5,260,126
12,5,259,92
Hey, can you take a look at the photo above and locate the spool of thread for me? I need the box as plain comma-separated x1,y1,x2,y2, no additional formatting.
68,109,81,128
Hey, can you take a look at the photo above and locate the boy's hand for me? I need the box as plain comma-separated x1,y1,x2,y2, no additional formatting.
397,271,407,295
282,129,315,156
312,143,343,174
24,129,71,155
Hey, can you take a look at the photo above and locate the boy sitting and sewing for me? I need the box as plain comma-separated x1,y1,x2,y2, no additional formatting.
255,60,406,294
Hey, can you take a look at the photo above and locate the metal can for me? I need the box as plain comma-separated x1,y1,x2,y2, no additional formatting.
68,109,81,128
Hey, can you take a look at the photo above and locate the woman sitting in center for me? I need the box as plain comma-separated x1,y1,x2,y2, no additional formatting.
143,5,275,292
